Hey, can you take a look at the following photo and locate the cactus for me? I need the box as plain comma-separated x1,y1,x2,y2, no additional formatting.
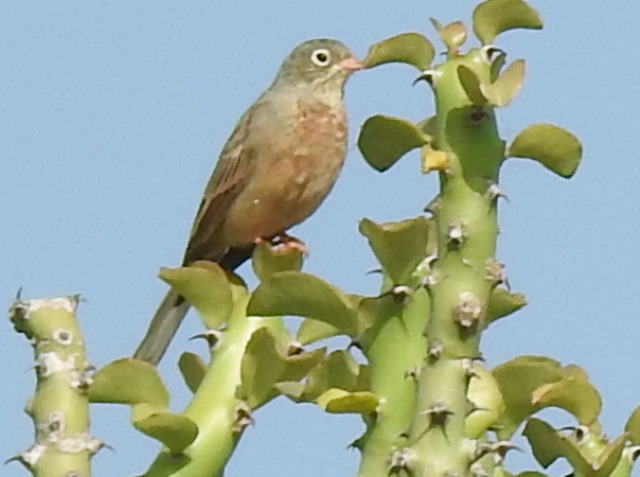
7,1,640,477
8,295,101,477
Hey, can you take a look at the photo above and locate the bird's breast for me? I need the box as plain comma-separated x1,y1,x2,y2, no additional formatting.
223,99,348,246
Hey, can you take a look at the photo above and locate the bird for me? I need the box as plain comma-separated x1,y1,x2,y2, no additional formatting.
133,38,363,365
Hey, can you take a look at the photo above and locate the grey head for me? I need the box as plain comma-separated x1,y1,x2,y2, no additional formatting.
271,38,362,93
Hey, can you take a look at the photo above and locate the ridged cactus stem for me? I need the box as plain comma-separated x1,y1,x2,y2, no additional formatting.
8,296,99,477
142,283,286,477
410,49,505,476
356,287,429,477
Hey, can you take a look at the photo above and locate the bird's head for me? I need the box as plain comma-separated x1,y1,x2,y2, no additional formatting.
273,38,363,93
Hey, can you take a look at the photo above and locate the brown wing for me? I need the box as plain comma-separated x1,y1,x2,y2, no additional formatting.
182,105,260,265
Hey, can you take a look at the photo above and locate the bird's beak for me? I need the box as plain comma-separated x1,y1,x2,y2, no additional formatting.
339,57,364,72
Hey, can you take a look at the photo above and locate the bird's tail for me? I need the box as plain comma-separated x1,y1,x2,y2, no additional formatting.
133,289,190,365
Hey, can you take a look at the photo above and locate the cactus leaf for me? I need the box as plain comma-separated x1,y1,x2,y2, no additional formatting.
472,0,543,45
358,115,430,172
532,377,602,425
178,352,207,393
160,261,233,329
251,241,303,282
487,288,526,324
362,32,435,70
316,389,378,414
132,404,198,454
240,328,286,407
457,65,488,106
482,59,525,107
89,358,168,408
296,318,341,345
508,123,583,178
248,271,358,336
624,406,640,445
359,217,431,285
492,356,564,438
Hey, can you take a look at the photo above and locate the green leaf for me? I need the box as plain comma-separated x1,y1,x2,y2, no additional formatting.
492,356,563,439
430,18,467,54
296,318,341,345
487,288,526,324
359,216,431,285
532,377,602,425
523,418,563,467
303,350,363,401
358,115,430,172
457,65,488,107
178,352,207,393
362,32,435,70
251,241,303,282
274,381,305,401
247,271,357,336
482,59,525,107
472,0,543,45
466,364,505,438
240,328,286,407
624,405,640,445
132,404,198,454
89,358,168,408
160,261,233,329
316,389,378,415
281,347,326,382
508,123,583,178
524,419,626,477
490,52,507,81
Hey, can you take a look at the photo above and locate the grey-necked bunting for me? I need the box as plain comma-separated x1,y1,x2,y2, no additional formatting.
133,39,362,364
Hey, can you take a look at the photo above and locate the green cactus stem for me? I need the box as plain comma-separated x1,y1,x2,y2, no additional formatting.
8,295,99,477
408,47,505,476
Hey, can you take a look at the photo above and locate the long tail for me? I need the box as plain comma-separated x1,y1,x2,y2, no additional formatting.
133,289,190,365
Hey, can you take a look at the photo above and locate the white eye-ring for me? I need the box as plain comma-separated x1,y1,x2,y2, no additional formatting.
310,48,331,67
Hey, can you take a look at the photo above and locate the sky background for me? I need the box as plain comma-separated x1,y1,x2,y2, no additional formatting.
2,1,639,476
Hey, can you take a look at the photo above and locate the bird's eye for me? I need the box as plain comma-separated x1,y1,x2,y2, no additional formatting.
310,48,331,67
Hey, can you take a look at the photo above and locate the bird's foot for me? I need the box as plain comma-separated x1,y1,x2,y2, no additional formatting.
255,233,308,255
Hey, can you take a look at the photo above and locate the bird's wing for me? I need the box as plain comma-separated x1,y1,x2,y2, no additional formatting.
182,103,263,264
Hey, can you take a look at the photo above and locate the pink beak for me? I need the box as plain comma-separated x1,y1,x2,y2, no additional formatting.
339,57,364,72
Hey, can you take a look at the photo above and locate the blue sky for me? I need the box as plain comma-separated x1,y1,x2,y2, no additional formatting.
2,1,639,476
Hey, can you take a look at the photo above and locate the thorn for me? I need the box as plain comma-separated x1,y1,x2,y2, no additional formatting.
625,445,640,463
423,196,440,214
453,291,482,331
474,441,521,462
388,447,417,476
480,45,505,63
365,268,383,275
413,69,441,87
486,182,510,203
420,401,453,429
404,366,422,381
447,220,467,250
461,358,477,378
189,330,222,349
467,106,489,125
484,259,508,287
427,342,443,362
469,462,489,477
287,341,304,356
377,285,413,304
233,403,254,433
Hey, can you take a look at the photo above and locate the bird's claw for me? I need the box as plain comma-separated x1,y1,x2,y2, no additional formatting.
255,233,308,255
